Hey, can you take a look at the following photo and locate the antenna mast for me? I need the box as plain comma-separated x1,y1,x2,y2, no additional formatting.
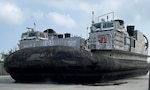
86,27,88,39
92,11,95,24
34,22,36,31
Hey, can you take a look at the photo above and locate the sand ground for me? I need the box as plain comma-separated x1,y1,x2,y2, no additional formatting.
0,75,148,90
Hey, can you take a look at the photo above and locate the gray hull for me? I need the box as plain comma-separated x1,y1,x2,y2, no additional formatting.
4,46,148,83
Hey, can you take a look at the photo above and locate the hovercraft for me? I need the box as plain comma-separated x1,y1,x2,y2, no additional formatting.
4,12,149,83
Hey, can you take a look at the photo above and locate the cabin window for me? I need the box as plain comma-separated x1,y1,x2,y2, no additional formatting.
91,22,114,31
91,23,101,31
29,32,36,37
94,23,101,29
39,33,45,38
103,22,114,28
21,33,27,39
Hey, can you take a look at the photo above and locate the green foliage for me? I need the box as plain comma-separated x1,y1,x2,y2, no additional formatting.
1,52,10,60
0,48,17,61
0,60,3,63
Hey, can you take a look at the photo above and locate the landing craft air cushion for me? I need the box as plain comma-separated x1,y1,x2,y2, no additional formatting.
4,12,149,83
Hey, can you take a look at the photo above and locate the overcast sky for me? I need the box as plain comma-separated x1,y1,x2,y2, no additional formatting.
0,0,150,53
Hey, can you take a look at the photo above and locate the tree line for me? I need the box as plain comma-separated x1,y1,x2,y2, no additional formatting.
0,47,18,62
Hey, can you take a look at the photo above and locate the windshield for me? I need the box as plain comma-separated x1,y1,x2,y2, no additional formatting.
91,23,101,31
91,22,114,31
21,33,27,39
94,23,101,28
29,32,36,37
103,22,114,28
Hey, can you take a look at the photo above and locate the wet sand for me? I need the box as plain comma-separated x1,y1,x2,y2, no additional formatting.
0,75,148,90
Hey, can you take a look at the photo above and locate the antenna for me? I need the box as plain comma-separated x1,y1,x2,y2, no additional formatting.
107,15,109,21
34,22,36,31
92,11,95,24
112,11,114,20
97,12,114,22
86,27,88,39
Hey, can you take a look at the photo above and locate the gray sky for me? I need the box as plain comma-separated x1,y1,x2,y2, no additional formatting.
0,0,150,53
